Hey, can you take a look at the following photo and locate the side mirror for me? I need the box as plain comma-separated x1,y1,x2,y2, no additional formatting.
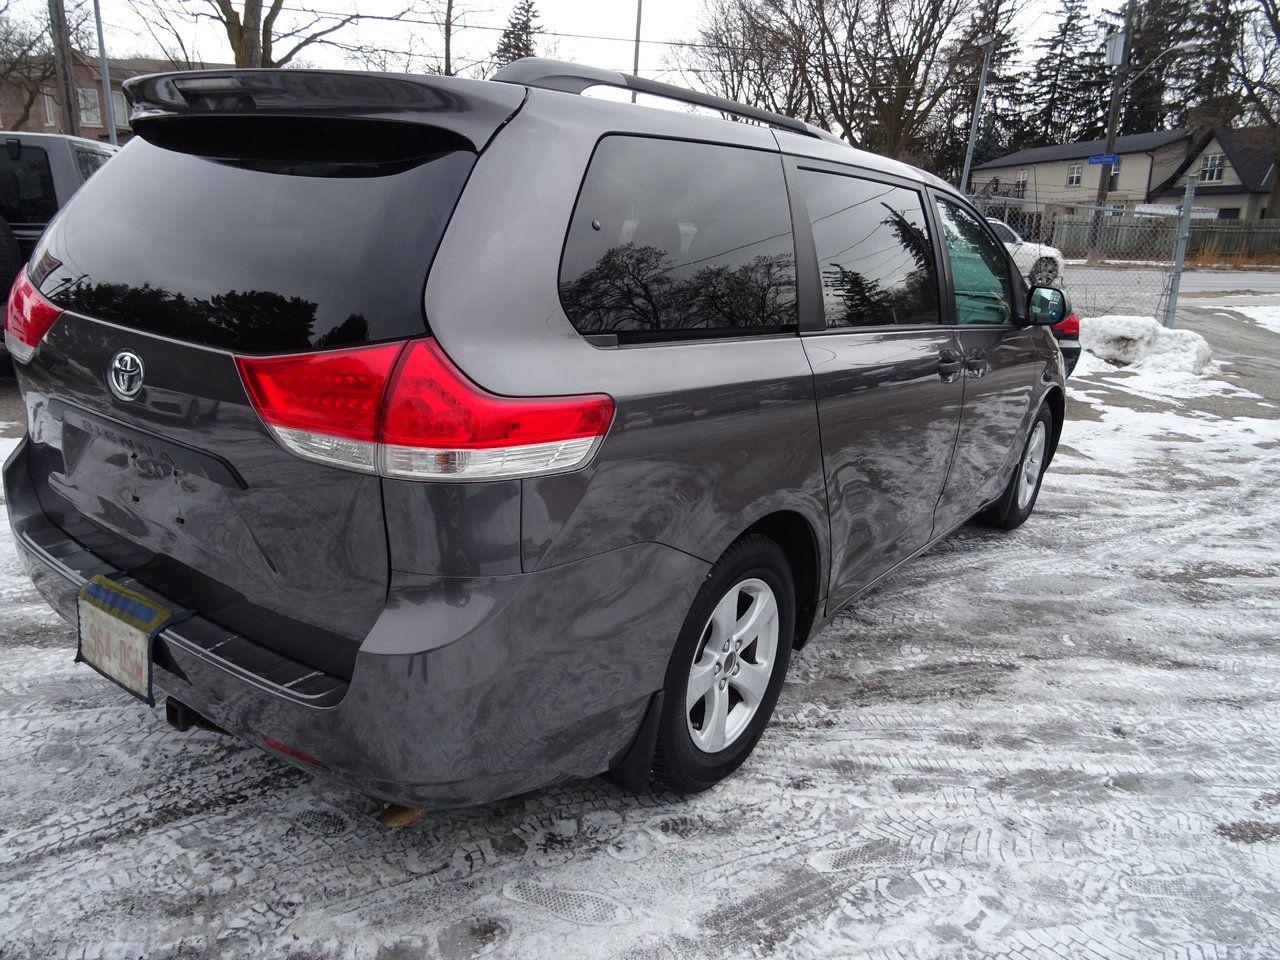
1026,285,1068,325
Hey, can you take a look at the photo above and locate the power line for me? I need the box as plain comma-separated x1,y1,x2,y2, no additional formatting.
266,4,918,62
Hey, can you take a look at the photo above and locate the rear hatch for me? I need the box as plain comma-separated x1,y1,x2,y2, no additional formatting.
11,71,524,677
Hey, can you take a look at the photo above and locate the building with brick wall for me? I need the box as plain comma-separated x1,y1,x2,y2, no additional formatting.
1,54,232,143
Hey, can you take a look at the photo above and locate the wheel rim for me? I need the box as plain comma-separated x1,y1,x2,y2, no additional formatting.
1016,421,1047,510
1031,258,1058,285
686,578,779,754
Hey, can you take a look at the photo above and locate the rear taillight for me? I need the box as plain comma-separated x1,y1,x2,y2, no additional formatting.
236,342,401,472
236,338,614,481
4,270,64,364
1054,313,1080,337
379,340,614,480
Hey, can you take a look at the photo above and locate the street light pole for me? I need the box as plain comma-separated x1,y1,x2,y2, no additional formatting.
92,0,117,145
1093,1,1134,213
959,34,996,195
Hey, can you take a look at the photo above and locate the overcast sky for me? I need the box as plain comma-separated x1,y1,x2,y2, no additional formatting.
26,0,1110,81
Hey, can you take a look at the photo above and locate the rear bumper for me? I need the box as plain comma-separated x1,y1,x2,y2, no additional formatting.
5,435,708,808
1055,339,1081,376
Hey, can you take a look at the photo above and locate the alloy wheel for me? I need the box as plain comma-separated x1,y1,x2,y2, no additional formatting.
685,578,779,754
1017,421,1047,510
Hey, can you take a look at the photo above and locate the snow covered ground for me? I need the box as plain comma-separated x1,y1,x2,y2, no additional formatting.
1210,303,1280,337
2,311,1280,959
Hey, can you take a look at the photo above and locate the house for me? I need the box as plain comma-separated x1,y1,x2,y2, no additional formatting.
0,55,232,144
1149,127,1275,220
969,130,1192,218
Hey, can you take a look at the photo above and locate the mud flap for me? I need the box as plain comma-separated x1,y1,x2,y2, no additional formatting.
605,690,664,794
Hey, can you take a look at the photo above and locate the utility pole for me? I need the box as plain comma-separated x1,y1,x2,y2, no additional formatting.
443,0,453,76
631,0,642,103
92,0,116,144
47,0,79,136
959,34,996,195
1089,0,1135,260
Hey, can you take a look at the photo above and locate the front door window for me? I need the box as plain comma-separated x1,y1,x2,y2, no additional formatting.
935,198,1014,326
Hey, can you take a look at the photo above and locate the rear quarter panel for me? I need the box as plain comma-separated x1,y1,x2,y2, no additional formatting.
423,91,830,590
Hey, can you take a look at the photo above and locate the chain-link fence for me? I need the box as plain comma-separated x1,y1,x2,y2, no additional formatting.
970,192,1181,321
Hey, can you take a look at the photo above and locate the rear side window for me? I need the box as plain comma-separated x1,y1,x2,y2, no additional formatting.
560,136,797,341
0,144,57,224
39,121,476,353
73,146,111,181
800,169,939,328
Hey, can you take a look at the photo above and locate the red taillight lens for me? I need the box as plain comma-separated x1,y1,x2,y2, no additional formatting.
235,342,401,473
1054,313,1080,337
382,339,613,448
236,342,401,442
235,337,614,480
4,269,64,363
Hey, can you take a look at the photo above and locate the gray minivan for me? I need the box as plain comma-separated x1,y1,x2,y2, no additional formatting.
3,60,1068,810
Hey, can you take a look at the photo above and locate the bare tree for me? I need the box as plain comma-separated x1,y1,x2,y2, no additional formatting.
0,2,54,128
813,0,977,157
672,0,819,122
125,0,418,68
1236,0,1280,215
0,0,96,128
674,0,981,167
338,1,492,77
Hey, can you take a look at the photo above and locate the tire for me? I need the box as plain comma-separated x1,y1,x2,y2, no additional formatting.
1028,256,1060,288
976,403,1053,530
652,534,795,793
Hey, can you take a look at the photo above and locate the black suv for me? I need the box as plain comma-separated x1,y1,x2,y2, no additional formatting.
0,131,115,288
3,61,1068,810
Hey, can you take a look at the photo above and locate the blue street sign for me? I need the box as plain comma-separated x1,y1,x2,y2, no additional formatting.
1089,154,1118,165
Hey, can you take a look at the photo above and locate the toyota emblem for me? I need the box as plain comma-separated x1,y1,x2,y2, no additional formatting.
107,350,145,401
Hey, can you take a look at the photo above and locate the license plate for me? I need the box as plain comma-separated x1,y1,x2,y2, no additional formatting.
77,575,175,705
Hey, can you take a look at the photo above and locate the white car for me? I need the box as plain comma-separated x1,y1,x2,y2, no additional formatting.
986,217,1066,288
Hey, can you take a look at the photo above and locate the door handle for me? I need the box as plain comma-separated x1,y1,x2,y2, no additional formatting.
964,350,989,379
937,350,962,383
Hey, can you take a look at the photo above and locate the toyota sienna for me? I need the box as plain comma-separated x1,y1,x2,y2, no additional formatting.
3,60,1069,809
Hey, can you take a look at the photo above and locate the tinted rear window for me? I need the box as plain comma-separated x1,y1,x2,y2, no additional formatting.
559,136,797,341
73,146,112,181
38,122,475,353
801,169,940,328
0,144,57,224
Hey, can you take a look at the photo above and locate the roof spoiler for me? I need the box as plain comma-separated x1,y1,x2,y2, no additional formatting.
492,57,842,145
122,69,526,151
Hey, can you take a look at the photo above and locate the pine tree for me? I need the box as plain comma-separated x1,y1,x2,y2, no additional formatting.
493,0,539,69
1016,0,1110,148
1105,0,1194,134
1175,0,1245,129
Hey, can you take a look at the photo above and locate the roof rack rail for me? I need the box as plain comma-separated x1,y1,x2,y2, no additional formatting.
492,57,842,144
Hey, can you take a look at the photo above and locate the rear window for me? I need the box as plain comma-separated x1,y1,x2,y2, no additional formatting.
38,120,476,353
0,144,57,224
559,136,797,342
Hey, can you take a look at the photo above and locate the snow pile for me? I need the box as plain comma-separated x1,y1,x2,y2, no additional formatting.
1080,314,1212,375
